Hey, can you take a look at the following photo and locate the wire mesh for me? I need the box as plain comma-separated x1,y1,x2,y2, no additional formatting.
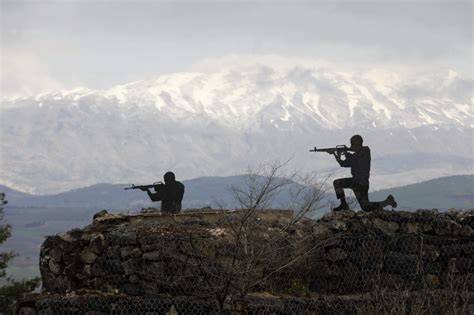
19,210,474,314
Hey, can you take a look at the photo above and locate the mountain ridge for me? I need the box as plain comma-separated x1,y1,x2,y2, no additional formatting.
371,174,474,209
4,67,472,129
1,62,472,194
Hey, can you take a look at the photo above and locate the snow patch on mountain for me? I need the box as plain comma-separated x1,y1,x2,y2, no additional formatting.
0,60,473,194
3,64,471,129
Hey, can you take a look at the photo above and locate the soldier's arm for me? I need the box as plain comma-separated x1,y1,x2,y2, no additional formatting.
146,188,162,202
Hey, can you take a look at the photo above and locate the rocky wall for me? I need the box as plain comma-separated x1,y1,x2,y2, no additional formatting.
39,209,473,297
39,209,305,296
293,209,474,294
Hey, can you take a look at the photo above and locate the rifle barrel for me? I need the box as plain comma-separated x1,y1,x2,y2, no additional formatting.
124,185,140,190
124,184,157,191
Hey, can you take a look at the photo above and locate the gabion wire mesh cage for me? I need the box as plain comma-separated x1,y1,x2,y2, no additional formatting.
17,209,474,314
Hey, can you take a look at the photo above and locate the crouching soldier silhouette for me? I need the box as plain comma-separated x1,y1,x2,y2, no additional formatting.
142,172,185,213
332,135,397,212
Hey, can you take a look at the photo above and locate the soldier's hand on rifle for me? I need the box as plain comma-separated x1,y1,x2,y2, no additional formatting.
139,187,149,192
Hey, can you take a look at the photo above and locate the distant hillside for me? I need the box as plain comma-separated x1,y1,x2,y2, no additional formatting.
370,175,474,209
0,175,307,210
1,175,472,211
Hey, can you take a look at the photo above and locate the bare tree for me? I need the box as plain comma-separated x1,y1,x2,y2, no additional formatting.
137,161,331,313
230,160,295,211
284,171,329,224
194,160,330,312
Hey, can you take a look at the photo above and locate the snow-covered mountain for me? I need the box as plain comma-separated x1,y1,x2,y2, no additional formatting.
1,63,473,194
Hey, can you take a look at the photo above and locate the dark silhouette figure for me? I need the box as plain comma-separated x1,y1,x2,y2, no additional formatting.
332,135,397,212
143,172,185,213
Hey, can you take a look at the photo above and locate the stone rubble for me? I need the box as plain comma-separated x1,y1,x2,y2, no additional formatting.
18,209,474,313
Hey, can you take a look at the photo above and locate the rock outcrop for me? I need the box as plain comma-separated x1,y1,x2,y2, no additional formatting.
18,209,474,314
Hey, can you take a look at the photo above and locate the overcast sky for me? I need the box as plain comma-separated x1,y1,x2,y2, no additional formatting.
1,0,472,97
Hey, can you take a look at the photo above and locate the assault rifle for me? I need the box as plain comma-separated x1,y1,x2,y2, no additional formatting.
124,182,163,191
309,145,352,158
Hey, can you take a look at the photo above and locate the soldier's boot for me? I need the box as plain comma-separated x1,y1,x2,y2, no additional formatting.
383,195,397,208
333,200,350,212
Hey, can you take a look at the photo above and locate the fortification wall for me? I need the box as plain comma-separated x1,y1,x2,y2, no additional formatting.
18,209,474,314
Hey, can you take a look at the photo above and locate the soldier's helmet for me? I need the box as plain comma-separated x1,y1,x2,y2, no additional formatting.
164,171,176,184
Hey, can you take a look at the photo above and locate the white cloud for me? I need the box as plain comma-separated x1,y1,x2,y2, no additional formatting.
190,54,454,79
191,54,335,73
0,48,64,99
1,1,470,95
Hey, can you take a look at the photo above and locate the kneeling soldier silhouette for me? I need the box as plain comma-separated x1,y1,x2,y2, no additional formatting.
332,135,397,212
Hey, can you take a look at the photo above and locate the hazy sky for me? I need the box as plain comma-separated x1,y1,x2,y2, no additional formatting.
1,0,472,97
